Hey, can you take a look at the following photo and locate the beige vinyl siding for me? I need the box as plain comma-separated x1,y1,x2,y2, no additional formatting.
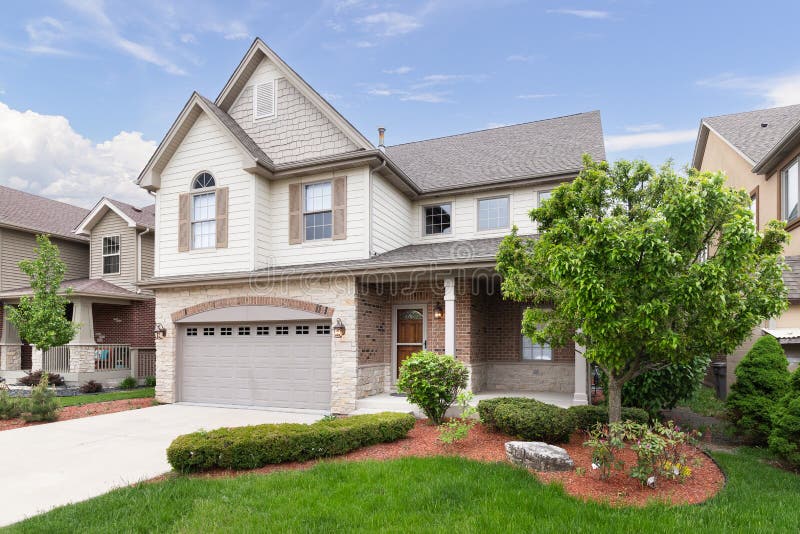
156,112,254,277
371,173,412,254
90,211,137,291
254,176,271,269
408,184,543,244
140,232,155,281
268,165,370,266
0,228,88,290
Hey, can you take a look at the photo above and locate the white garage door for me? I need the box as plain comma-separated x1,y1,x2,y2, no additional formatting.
179,322,332,410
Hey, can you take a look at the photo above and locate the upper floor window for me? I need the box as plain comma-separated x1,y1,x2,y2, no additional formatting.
304,181,332,240
191,172,216,249
102,236,120,275
750,188,759,230
538,190,552,205
478,196,509,231
782,158,799,222
192,172,215,190
424,203,452,235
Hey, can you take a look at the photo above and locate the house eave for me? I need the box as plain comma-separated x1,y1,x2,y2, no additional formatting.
752,120,800,175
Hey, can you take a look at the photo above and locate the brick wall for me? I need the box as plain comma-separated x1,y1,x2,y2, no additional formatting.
92,299,156,347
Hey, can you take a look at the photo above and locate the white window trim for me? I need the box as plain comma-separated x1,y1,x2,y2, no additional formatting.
191,190,217,250
303,179,333,242
253,80,277,121
101,235,121,275
476,195,511,233
421,201,454,237
781,157,800,222
537,189,553,206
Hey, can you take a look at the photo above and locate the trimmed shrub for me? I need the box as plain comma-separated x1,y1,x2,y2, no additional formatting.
22,374,59,422
167,412,416,473
119,376,137,390
600,356,711,418
144,376,156,388
396,351,469,425
0,390,25,420
769,367,800,467
727,336,790,444
18,370,65,387
478,397,576,443
568,405,649,430
79,380,103,394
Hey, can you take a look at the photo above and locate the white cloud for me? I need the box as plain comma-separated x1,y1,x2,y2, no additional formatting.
506,54,539,63
366,85,450,103
179,33,197,44
356,12,421,36
697,72,800,107
355,40,376,48
0,101,156,208
546,9,610,19
605,129,697,152
400,92,451,103
517,93,557,99
322,92,342,101
383,66,413,75
486,122,509,129
412,74,486,89
624,123,664,133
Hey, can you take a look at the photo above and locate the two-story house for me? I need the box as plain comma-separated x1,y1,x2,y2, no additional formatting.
137,38,606,414
0,189,157,385
693,103,800,391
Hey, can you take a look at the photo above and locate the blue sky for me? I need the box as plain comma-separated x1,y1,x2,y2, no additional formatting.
2,0,800,207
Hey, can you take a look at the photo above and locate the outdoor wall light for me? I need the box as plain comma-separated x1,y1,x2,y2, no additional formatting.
333,318,346,338
433,303,444,319
153,323,167,340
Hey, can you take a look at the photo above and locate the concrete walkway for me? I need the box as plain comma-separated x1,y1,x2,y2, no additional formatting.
0,404,321,527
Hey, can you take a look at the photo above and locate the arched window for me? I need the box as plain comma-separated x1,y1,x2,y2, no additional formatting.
191,172,216,248
192,172,215,190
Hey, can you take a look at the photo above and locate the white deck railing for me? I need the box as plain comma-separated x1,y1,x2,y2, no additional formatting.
42,344,132,373
42,346,70,372
93,344,131,371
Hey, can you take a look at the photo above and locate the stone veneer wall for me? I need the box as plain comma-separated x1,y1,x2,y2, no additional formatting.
154,276,358,413
357,363,390,398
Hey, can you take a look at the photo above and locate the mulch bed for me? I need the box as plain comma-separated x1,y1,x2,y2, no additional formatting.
0,398,154,432
170,419,725,507
536,431,725,506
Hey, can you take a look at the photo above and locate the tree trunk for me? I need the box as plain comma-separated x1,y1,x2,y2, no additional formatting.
607,376,623,423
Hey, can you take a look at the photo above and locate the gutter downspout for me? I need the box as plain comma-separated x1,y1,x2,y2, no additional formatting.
369,158,387,257
136,228,151,293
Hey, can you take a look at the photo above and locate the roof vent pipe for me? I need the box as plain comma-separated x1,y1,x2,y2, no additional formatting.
378,127,386,152
761,122,769,128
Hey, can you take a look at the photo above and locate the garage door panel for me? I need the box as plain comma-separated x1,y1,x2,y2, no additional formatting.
180,322,331,410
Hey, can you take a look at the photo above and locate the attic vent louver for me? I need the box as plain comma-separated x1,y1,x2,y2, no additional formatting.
254,81,276,119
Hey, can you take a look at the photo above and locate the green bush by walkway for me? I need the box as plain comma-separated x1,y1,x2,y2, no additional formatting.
8,450,800,533
477,397,575,443
726,335,790,444
167,412,416,473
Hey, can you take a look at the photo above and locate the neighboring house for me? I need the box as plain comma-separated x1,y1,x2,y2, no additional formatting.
0,190,157,385
692,104,800,391
137,38,606,414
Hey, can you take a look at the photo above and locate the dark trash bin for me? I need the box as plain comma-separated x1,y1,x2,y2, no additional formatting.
711,361,727,400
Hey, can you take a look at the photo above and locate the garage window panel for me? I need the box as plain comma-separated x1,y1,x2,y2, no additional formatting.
276,326,289,335
296,325,310,334
257,326,269,335
203,327,215,336
220,327,232,336
317,325,330,335
238,326,251,336
186,328,197,336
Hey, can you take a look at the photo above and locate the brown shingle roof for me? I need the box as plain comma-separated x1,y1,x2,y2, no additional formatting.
386,111,605,192
703,104,800,164
0,278,151,300
0,185,89,241
105,198,155,229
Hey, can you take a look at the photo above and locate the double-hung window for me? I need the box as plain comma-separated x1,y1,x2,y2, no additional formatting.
102,236,120,275
191,172,217,249
478,196,509,231
424,203,452,235
782,158,799,222
304,181,332,240
521,322,552,361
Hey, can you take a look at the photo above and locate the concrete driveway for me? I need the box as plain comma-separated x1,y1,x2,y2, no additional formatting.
0,404,321,527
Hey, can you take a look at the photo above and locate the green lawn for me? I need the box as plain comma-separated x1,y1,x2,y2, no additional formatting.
56,387,155,407
6,448,799,533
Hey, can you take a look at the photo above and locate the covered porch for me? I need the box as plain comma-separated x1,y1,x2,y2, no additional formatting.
354,272,590,406
0,279,156,386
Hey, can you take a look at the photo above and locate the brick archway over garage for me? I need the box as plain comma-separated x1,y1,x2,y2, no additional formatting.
170,296,335,323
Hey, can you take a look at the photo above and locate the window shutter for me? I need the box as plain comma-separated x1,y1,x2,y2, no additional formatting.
215,187,229,249
178,193,190,252
288,183,302,245
254,81,275,119
332,176,347,240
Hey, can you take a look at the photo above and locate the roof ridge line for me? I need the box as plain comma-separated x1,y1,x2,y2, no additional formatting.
386,110,600,148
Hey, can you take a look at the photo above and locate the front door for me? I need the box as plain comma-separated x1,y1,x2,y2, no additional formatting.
394,306,426,379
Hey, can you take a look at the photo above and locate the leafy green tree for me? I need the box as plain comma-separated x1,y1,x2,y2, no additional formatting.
727,335,790,443
497,157,788,422
4,235,77,351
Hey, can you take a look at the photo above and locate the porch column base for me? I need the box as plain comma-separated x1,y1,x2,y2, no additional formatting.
573,343,589,405
0,344,22,371
31,348,43,370
69,345,97,374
